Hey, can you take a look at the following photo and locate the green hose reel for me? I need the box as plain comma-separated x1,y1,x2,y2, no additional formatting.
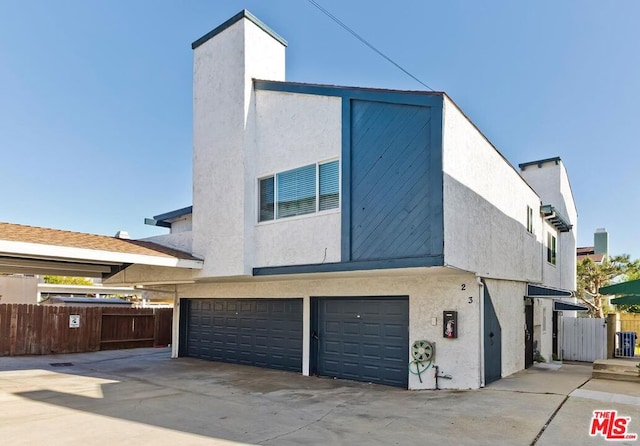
408,340,434,383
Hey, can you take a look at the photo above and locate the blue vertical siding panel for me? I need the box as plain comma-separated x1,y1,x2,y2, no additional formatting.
341,98,352,259
348,100,443,262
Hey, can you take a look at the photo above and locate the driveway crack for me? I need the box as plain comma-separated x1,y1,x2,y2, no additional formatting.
260,404,343,444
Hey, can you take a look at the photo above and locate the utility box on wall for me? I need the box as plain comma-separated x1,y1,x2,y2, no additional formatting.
443,311,457,338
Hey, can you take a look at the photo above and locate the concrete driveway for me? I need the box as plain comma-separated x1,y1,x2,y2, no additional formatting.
0,348,639,445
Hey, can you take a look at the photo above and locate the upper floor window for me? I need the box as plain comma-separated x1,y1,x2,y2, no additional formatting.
526,206,534,234
259,160,339,222
547,232,557,265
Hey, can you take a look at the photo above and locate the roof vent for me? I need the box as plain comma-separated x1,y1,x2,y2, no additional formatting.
114,230,130,240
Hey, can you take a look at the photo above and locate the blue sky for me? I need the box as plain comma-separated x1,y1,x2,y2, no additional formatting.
1,1,638,259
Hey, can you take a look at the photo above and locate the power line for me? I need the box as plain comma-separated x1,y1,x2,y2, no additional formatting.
306,0,434,91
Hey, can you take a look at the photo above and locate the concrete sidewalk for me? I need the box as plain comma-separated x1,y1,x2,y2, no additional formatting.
0,349,638,445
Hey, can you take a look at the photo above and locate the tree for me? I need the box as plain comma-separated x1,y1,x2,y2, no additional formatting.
576,254,640,318
43,276,94,286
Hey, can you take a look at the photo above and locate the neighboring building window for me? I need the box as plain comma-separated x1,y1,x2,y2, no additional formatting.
259,160,339,222
526,206,534,234
547,232,557,265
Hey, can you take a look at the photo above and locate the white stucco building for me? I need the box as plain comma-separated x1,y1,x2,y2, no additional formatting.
107,10,579,390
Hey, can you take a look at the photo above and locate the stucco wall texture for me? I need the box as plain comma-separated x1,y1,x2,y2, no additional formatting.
138,12,580,391
192,18,286,278
174,269,491,390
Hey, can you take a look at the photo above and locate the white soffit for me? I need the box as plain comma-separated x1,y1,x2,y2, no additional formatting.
0,240,203,270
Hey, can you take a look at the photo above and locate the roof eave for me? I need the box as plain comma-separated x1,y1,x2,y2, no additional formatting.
0,240,203,270
540,204,573,233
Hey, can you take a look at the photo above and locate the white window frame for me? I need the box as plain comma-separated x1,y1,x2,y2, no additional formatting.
526,205,534,234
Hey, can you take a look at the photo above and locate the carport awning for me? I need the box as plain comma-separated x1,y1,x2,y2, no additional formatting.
525,284,572,298
600,278,640,295
553,301,589,312
0,222,202,278
610,295,640,306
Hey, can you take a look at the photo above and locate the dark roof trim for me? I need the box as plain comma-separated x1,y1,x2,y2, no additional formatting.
518,157,562,170
540,204,573,232
153,206,192,222
554,301,589,312
254,255,444,276
50,297,132,305
145,206,193,228
526,284,572,298
144,218,170,228
192,9,287,50
255,79,444,101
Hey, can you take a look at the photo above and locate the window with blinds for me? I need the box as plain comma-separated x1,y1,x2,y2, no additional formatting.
258,160,339,222
277,164,316,218
319,160,339,211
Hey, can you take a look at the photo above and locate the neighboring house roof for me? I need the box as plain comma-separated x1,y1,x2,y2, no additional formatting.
576,246,605,263
0,222,202,277
577,247,595,255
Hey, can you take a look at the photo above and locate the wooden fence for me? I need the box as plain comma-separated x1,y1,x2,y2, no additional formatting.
620,313,640,343
0,304,172,356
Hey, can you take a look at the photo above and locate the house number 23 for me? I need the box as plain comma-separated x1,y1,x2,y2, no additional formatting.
461,284,473,304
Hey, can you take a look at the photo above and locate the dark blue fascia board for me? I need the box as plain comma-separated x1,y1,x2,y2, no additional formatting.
554,301,588,312
153,206,193,222
144,218,171,229
145,206,192,227
518,157,562,171
526,284,572,298
192,9,287,50
427,101,445,256
255,80,444,106
340,98,352,259
253,255,444,276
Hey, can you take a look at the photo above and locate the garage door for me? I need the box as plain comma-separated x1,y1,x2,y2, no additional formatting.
314,297,409,388
182,298,302,372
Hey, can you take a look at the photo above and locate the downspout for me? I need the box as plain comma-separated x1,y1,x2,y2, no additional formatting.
477,275,485,388
172,284,179,359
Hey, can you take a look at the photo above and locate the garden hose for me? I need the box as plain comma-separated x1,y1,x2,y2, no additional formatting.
408,340,434,383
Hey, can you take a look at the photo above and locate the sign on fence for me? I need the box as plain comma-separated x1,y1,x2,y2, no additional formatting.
69,314,80,328
0,304,172,356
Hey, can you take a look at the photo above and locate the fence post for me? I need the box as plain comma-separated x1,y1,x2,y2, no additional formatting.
9,304,19,356
606,313,617,359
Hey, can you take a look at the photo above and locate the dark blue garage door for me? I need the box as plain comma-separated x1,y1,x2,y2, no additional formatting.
182,298,303,372
314,297,409,388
